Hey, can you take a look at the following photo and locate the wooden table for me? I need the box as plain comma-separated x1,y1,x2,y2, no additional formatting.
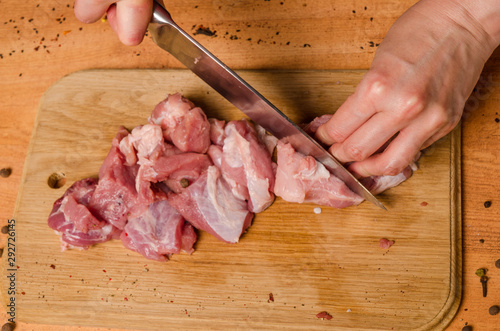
0,0,498,330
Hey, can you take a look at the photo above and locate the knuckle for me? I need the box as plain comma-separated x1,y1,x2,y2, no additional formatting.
344,144,366,162
398,93,426,120
325,127,348,143
363,73,389,100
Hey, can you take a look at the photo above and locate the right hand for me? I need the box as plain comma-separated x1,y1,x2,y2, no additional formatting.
74,0,153,45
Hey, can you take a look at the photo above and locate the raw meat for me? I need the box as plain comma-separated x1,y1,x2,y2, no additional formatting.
149,93,211,153
120,200,196,261
219,120,275,213
48,92,417,262
360,165,415,195
168,166,254,244
48,178,120,249
274,141,364,208
379,238,395,249
140,152,213,193
88,128,144,230
208,118,226,146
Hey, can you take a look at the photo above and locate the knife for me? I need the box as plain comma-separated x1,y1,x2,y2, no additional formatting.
148,1,386,210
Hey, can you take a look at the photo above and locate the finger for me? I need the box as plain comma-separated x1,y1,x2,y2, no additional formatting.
106,4,118,34
420,120,460,150
315,92,378,146
327,111,402,163
114,0,153,45
347,120,436,177
74,0,115,23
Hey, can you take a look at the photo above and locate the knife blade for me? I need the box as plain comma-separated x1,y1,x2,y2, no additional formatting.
148,1,386,210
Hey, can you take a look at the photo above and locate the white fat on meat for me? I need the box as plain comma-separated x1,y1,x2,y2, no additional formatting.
220,120,275,213
360,164,416,195
208,118,226,146
254,123,278,155
168,166,253,244
119,124,165,166
120,200,196,261
274,141,364,208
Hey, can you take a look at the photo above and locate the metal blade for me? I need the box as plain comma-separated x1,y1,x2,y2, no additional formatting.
148,1,386,210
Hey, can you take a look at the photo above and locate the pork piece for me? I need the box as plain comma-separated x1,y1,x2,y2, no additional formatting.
120,200,196,261
88,128,144,230
274,141,364,208
304,114,331,135
219,120,275,213
254,123,278,155
168,166,254,244
209,118,226,146
119,124,165,166
360,165,415,195
379,238,395,249
140,153,213,193
207,144,223,168
149,93,211,153
48,178,120,249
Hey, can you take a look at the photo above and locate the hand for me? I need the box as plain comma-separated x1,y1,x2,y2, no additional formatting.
315,0,500,177
74,0,153,45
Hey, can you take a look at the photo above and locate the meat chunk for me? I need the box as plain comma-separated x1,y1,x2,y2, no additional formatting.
208,118,226,146
149,93,211,153
274,141,364,208
140,153,213,193
168,166,254,244
48,178,120,249
219,120,275,213
88,129,144,230
120,200,196,261
360,165,415,195
119,124,165,166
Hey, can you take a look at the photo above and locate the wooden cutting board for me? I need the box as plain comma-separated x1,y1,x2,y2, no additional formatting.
1,69,461,330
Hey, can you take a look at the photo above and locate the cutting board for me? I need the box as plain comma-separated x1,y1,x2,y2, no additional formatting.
1,69,461,330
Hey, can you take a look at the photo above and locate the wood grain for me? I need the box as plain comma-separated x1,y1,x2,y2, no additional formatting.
1,69,461,330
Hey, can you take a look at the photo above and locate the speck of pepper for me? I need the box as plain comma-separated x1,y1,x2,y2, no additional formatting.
50,264,56,269
268,293,274,302
479,239,484,243
1,225,9,234
495,259,500,269
0,167,12,178
495,118,499,123
484,200,492,208
462,326,472,331
303,44,311,47
489,305,500,315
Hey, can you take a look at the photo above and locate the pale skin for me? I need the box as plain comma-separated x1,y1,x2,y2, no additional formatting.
74,0,500,177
